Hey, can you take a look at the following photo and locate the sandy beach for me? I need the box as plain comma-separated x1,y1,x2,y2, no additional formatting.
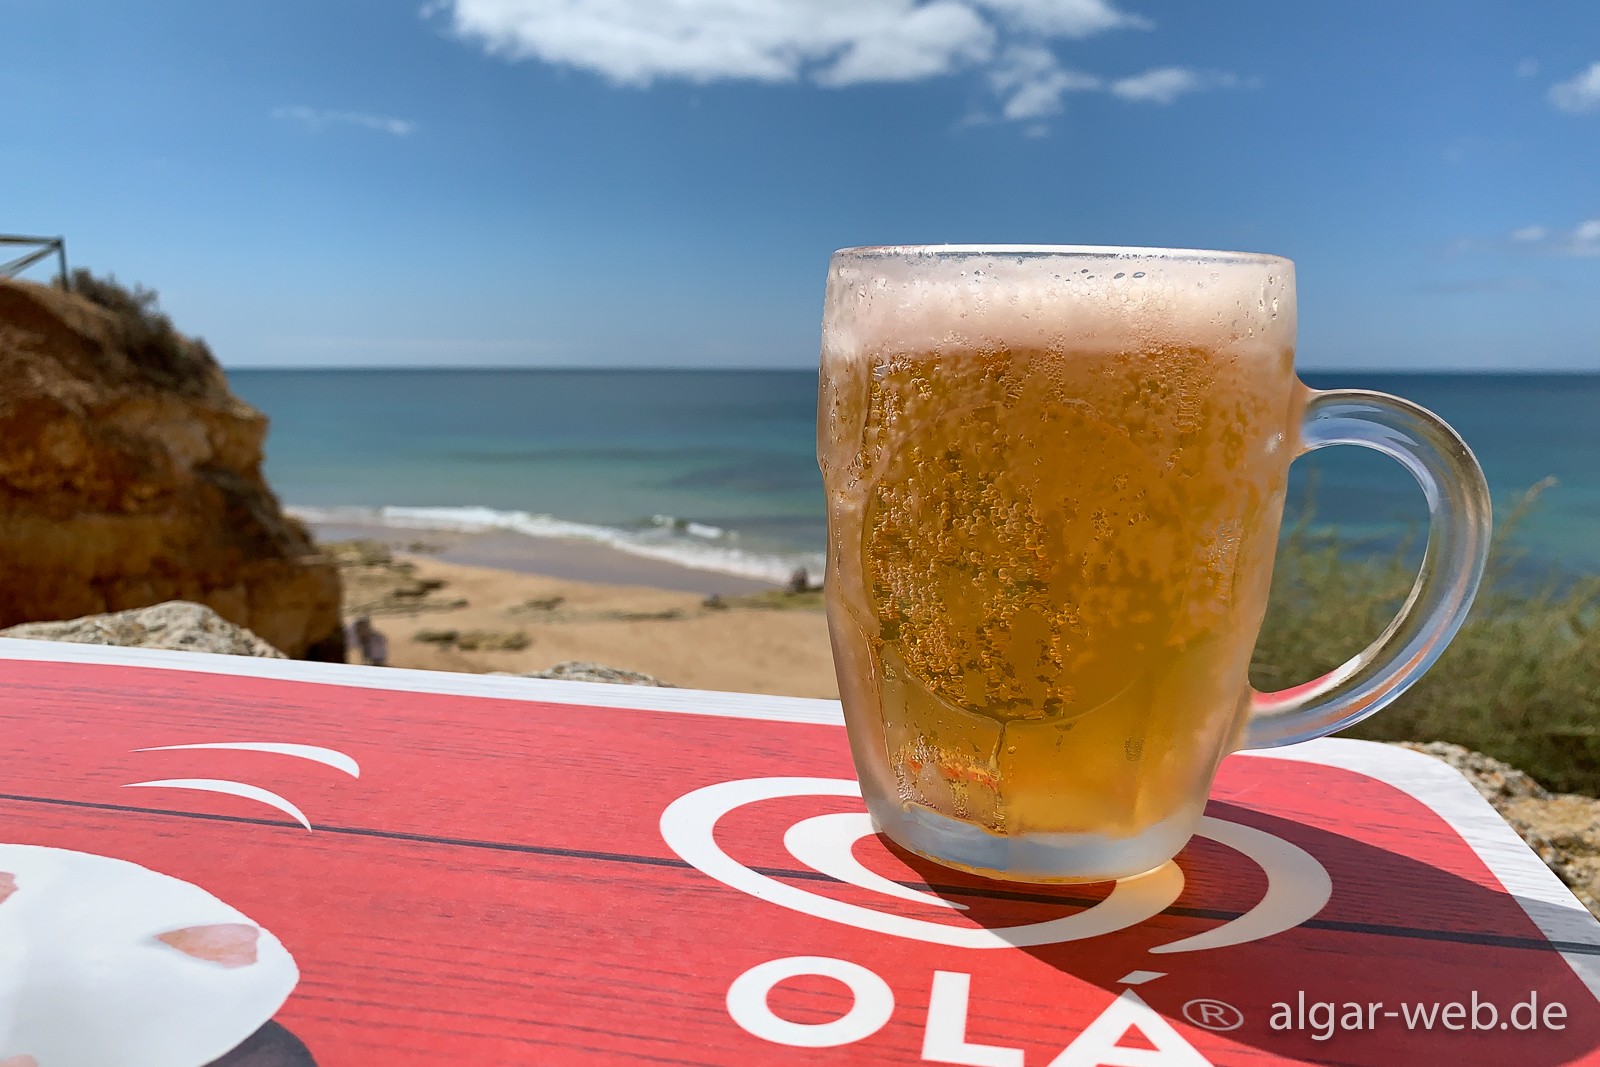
317,523,839,699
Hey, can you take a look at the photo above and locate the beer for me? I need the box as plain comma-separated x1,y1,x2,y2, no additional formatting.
819,249,1301,879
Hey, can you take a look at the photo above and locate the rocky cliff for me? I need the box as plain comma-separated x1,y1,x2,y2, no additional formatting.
0,278,343,659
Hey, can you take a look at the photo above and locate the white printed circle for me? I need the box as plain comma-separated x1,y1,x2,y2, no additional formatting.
726,955,894,1048
660,776,1332,953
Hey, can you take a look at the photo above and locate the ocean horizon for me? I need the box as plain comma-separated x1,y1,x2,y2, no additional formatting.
230,368,1600,585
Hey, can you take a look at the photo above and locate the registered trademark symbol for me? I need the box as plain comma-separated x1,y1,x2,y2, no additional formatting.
1182,997,1245,1031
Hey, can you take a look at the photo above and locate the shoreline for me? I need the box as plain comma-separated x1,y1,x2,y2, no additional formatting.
316,528,839,699
306,520,789,596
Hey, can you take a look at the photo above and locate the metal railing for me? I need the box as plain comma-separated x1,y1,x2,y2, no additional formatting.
0,235,69,289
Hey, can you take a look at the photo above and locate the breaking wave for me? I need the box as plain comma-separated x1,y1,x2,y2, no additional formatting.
289,504,825,586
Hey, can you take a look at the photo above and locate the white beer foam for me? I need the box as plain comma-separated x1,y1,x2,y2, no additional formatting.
823,246,1295,360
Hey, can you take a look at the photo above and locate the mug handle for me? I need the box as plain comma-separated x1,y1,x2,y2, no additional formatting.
1242,389,1493,749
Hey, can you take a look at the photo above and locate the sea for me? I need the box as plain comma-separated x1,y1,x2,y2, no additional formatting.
229,369,1600,586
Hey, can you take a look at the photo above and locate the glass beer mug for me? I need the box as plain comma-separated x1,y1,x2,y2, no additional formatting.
817,246,1491,883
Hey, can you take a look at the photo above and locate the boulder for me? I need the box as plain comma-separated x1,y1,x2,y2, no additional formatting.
1,600,286,658
0,279,342,659
1396,741,1550,805
513,661,671,686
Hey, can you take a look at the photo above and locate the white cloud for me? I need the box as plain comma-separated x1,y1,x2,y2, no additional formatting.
814,3,995,86
989,45,1099,119
1110,66,1239,104
440,0,1005,86
272,106,415,135
971,0,1150,37
1549,61,1600,114
434,0,1249,130
1500,218,1600,256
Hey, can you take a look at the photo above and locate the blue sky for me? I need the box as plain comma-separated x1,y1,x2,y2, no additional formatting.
3,0,1598,370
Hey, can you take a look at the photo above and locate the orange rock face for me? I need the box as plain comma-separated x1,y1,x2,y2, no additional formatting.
0,279,344,660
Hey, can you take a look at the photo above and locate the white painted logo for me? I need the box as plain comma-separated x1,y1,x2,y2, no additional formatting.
660,776,1331,953
725,957,1221,1064
124,741,361,830
726,956,893,1049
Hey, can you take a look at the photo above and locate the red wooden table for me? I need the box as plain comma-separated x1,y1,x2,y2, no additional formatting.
0,637,1596,1066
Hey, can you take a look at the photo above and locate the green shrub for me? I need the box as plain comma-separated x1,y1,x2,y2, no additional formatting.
64,268,219,394
1251,481,1600,794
